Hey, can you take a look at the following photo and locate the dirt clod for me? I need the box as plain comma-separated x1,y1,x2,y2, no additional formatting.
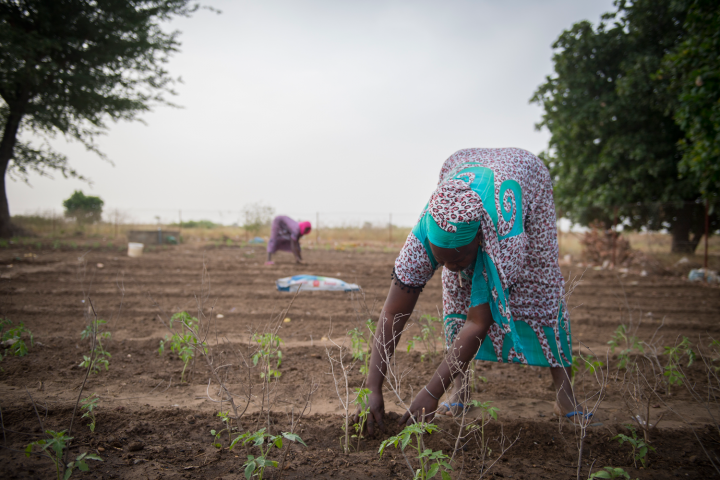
127,441,144,452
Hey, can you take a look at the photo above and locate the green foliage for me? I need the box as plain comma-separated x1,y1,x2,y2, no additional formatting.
229,428,306,480
661,0,720,200
25,430,102,480
589,466,635,479
608,325,643,370
348,324,371,375
0,0,209,233
172,220,218,229
614,425,656,468
350,387,372,450
251,332,283,379
530,0,716,252
379,422,452,480
62,191,104,226
571,354,605,385
406,315,443,362
158,311,206,382
663,336,696,392
210,411,233,449
243,203,275,236
466,400,499,460
80,394,99,432
0,318,33,363
79,319,111,374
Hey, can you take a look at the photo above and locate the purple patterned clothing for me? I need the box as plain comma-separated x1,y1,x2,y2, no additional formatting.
267,216,301,254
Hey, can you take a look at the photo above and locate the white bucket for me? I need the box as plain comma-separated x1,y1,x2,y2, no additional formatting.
128,242,144,257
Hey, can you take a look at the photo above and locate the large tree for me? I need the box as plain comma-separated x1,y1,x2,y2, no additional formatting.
0,0,211,237
531,0,716,253
662,0,720,202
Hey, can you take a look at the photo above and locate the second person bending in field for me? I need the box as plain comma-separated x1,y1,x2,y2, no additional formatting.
356,148,583,433
265,216,311,265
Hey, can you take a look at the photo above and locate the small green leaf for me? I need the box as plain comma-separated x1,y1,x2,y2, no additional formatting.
244,460,255,479
427,463,440,478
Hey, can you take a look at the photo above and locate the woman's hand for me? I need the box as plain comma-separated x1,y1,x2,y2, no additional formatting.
399,387,438,426
353,389,385,437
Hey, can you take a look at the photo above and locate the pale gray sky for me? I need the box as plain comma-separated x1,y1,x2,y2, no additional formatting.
10,0,614,226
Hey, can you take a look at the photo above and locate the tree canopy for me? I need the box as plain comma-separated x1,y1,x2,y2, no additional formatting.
0,0,212,237
661,0,720,200
531,0,718,252
63,190,103,226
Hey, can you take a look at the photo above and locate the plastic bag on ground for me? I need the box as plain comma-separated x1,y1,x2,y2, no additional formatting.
689,268,719,283
276,275,360,292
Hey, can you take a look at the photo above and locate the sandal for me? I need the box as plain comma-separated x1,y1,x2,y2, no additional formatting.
439,401,468,417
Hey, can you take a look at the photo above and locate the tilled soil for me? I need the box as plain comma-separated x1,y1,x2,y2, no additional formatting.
0,243,719,479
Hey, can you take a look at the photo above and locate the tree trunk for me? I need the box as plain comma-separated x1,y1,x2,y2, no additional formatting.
0,105,25,238
670,203,704,253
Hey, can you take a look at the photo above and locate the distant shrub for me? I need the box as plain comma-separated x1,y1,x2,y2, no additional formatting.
63,191,104,227
172,220,218,229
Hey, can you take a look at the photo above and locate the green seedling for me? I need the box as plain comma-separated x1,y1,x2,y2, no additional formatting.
571,355,605,386
80,394,99,432
379,421,452,480
229,428,306,480
466,400,499,460
608,324,643,370
663,336,696,394
25,430,102,480
251,332,283,379
351,387,372,450
470,363,488,392
348,327,370,375
614,425,655,468
210,410,233,448
407,314,443,362
79,319,111,374
589,466,637,479
0,318,33,363
159,311,207,382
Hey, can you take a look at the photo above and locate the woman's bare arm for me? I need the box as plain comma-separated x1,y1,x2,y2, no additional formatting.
400,302,493,425
360,280,420,435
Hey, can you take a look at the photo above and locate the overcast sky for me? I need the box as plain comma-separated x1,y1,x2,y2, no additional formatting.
10,0,614,226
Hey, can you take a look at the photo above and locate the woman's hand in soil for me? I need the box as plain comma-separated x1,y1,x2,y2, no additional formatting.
399,388,438,426
355,389,385,437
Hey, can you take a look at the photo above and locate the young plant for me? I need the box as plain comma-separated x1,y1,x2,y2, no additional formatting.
614,424,656,468
158,311,207,382
251,332,283,379
0,318,34,362
351,387,371,450
466,400,499,461
79,319,111,373
407,315,442,362
589,466,636,479
80,394,99,432
348,327,370,375
663,336,696,394
571,354,605,386
608,324,643,370
229,428,306,480
25,430,102,480
379,422,452,480
210,410,233,448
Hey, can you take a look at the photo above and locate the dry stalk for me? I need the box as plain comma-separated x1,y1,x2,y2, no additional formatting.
324,321,354,454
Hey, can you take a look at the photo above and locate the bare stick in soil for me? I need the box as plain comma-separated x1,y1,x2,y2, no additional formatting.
325,321,354,454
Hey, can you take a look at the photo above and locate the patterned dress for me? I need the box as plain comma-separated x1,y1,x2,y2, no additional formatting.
267,216,302,254
393,148,572,367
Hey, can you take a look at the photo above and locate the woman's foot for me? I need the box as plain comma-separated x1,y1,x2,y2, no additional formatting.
437,375,471,416
553,401,593,425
